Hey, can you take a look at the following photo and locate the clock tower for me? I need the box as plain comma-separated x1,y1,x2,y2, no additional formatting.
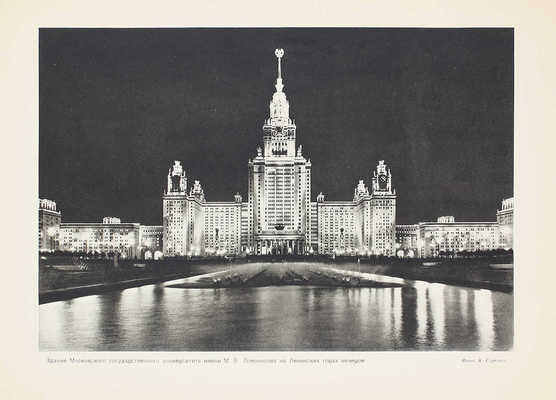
370,160,396,256
371,160,393,194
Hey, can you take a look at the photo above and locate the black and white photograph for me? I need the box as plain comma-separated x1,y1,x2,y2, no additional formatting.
38,28,514,352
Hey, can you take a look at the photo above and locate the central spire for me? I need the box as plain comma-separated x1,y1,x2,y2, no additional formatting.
275,48,284,92
262,48,297,158
268,48,291,126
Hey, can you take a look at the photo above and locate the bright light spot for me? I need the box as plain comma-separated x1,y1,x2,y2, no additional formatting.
429,283,446,347
474,289,494,351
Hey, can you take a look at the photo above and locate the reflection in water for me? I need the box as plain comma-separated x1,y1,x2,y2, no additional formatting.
474,289,495,351
459,290,469,321
392,287,402,346
359,288,370,329
39,263,513,351
415,281,428,346
381,288,391,344
429,283,446,348
99,292,124,349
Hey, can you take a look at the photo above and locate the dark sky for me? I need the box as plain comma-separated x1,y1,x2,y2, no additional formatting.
39,28,513,225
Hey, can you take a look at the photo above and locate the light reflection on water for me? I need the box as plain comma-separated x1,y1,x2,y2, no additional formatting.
474,289,495,351
429,283,446,347
40,264,513,351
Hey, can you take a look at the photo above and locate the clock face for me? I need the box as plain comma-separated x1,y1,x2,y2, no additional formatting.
378,174,387,189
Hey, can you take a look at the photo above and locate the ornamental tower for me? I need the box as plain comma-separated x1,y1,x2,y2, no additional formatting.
167,160,187,193
248,49,312,255
163,161,188,256
162,162,206,256
369,160,396,256
186,180,205,255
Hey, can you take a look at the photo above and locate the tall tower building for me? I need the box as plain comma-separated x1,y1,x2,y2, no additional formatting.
369,160,397,256
248,49,312,255
39,198,61,252
186,180,205,255
162,161,207,257
353,180,372,254
163,161,188,256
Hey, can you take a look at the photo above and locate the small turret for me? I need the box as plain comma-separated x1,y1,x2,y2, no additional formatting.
371,160,394,195
353,180,369,201
189,180,205,201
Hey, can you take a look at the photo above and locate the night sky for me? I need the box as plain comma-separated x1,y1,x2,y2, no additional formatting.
39,28,513,225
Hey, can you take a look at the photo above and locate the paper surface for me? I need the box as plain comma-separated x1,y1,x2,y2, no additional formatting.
1,0,555,398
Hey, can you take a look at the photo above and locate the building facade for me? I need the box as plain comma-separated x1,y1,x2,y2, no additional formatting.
204,195,242,256
315,162,397,256
39,199,62,252
162,161,189,256
416,219,500,258
395,224,419,257
496,197,514,249
162,160,209,257
316,200,356,255
139,225,163,259
59,218,141,258
398,198,514,258
161,49,397,257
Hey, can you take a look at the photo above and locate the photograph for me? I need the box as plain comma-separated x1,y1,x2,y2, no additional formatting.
38,28,514,351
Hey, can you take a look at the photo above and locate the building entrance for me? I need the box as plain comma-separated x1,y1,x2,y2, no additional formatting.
256,239,305,255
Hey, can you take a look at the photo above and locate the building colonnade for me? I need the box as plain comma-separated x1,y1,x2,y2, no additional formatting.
255,238,305,255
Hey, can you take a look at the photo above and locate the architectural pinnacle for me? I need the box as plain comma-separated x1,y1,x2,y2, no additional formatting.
275,48,284,92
